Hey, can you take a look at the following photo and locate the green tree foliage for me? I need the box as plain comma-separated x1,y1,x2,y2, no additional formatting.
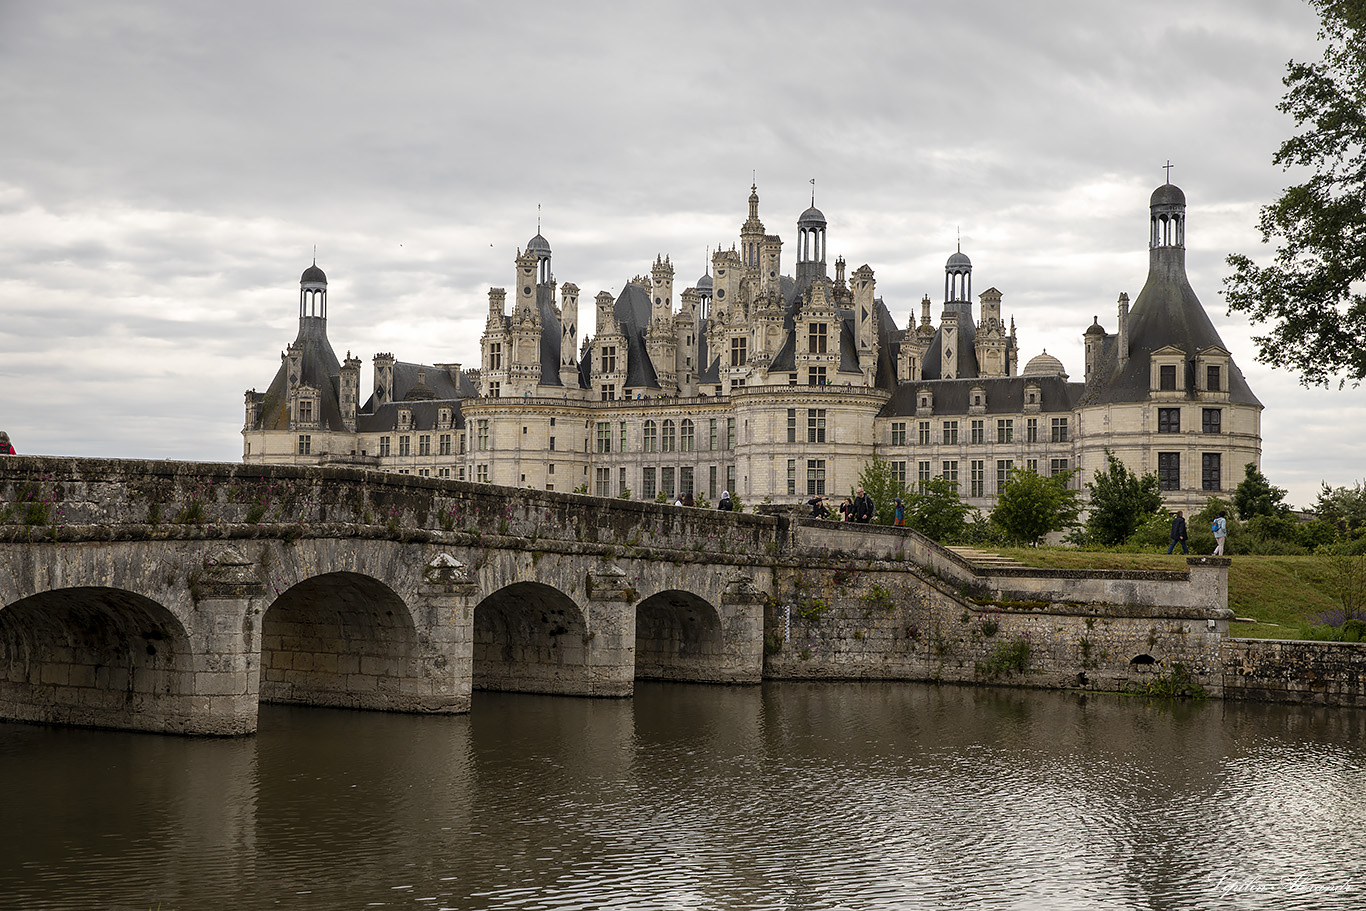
908,477,973,542
1315,480,1366,532
990,468,1081,545
1083,451,1163,546
1223,0,1366,386
1233,462,1290,519
856,457,911,525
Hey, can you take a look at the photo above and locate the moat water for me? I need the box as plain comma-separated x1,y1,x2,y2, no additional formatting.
2,682,1364,911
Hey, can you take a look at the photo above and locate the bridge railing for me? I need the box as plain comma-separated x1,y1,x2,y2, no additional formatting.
0,456,785,558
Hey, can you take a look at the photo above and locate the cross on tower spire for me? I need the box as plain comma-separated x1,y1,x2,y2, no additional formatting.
1163,159,1174,183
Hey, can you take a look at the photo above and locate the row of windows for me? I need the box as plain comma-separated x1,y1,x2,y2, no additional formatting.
591,418,737,453
1158,408,1223,434
375,432,459,458
1158,452,1223,491
889,417,1069,446
1159,364,1222,392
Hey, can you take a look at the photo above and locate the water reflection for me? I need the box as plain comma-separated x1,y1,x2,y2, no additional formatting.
1,683,1363,910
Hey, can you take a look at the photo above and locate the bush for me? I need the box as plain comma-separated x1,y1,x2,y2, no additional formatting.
1082,450,1163,546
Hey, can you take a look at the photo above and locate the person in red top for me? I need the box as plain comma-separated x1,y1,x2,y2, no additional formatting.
0,431,13,455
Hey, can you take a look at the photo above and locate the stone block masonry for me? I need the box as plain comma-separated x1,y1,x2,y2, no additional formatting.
1222,638,1366,706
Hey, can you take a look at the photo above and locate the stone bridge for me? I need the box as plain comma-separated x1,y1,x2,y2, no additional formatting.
1,457,1235,735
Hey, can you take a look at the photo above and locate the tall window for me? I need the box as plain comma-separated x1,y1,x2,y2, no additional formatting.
996,420,1013,444
807,409,826,444
662,420,676,452
418,434,431,456
643,420,657,452
489,343,502,369
1158,408,1181,433
709,465,718,499
488,381,500,398
1158,452,1180,490
476,420,489,450
595,467,611,497
971,420,984,445
1207,365,1222,392
662,467,676,497
1050,458,1069,478
970,460,985,497
680,467,695,497
1026,417,1038,443
996,459,1014,491
891,460,907,485
1051,417,1068,442
601,346,617,373
943,421,958,445
727,417,736,450
1160,364,1178,391
808,322,827,353
731,337,748,367
806,459,826,495
642,467,657,500
1202,408,1222,434
727,465,736,495
1202,453,1222,491
379,436,391,457
710,418,718,450
808,366,826,385
596,422,612,453
399,435,411,456
680,419,695,451
942,460,959,485
918,460,932,489
891,422,906,446
600,384,615,402
788,409,798,443
787,459,796,496
297,434,311,455
439,433,451,455
476,464,489,483
298,400,314,424
918,421,931,445
620,467,628,497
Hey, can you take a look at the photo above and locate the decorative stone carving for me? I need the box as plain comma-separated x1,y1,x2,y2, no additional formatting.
424,552,474,587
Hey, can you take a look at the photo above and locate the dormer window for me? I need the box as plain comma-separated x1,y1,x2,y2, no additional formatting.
1206,365,1221,392
1160,365,1177,390
398,408,412,429
917,389,933,413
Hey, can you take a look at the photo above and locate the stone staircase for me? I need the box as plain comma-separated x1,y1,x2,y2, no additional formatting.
944,546,1026,569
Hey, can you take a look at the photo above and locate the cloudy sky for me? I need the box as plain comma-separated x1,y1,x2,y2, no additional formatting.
1,0,1359,509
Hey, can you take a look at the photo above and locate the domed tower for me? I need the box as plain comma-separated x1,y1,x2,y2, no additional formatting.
945,248,972,304
938,247,975,381
796,200,827,285
696,263,713,322
299,260,328,338
527,231,552,284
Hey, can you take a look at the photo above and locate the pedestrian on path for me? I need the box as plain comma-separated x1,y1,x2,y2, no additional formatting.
1212,511,1228,556
1167,510,1188,554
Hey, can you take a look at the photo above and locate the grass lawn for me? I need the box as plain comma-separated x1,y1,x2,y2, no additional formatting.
994,548,1346,640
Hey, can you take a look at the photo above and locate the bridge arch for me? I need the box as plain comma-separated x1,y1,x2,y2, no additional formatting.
473,581,599,696
262,571,419,712
0,586,194,732
634,589,728,683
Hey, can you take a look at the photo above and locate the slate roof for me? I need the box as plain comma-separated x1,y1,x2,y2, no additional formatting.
250,319,344,431
1082,244,1261,407
880,374,1084,417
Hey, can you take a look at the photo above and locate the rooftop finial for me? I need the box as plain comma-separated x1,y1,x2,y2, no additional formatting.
1163,159,1174,184
706,246,711,276
313,244,316,266
957,226,960,253
537,202,541,233
810,177,816,207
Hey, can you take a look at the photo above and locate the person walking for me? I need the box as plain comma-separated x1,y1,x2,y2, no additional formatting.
1167,510,1188,554
853,487,874,524
893,497,905,527
0,431,13,455
1212,511,1228,556
718,490,733,512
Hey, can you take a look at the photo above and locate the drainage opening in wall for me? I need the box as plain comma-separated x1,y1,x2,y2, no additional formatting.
1130,654,1157,665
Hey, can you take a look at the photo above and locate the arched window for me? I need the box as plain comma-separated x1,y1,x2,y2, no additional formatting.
643,420,657,452
662,420,676,452
680,419,695,451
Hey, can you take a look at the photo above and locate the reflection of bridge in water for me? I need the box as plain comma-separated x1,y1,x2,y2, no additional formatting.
1,457,1234,735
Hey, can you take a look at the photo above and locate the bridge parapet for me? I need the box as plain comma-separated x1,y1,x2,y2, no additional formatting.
0,456,787,558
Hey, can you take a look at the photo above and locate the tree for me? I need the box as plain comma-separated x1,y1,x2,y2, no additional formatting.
991,467,1082,545
856,457,911,525
1223,1,1366,387
1083,451,1163,546
1233,462,1290,519
908,476,973,542
1315,479,1366,532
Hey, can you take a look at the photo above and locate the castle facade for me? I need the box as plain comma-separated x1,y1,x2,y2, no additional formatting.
243,182,1262,514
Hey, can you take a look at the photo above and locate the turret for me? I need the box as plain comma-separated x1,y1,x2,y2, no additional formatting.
559,282,580,388
651,254,674,324
852,264,878,383
340,352,362,431
372,352,395,406
1117,292,1130,370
